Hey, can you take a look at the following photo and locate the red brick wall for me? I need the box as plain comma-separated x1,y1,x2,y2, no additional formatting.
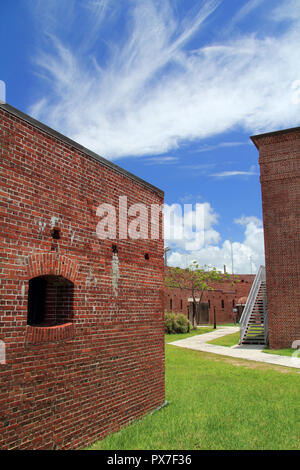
164,270,254,324
252,128,300,349
0,105,165,449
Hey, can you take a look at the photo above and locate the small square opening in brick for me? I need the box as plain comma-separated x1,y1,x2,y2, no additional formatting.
27,275,74,326
51,228,61,240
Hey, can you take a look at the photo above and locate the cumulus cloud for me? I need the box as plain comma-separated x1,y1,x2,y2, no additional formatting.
166,208,265,274
164,202,220,252
28,0,300,159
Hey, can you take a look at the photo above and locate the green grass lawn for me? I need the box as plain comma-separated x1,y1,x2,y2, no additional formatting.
207,333,299,357
207,331,240,347
165,327,214,343
200,323,238,327
88,345,300,450
263,348,298,357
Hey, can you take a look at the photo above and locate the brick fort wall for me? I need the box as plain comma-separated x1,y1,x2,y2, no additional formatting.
0,104,165,449
165,268,254,324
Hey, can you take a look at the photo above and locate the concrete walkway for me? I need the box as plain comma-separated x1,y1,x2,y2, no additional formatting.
169,327,300,369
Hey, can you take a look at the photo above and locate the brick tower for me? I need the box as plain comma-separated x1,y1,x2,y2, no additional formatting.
251,127,300,349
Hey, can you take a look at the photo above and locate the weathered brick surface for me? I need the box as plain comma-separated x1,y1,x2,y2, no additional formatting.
165,269,254,324
252,128,300,349
0,105,165,449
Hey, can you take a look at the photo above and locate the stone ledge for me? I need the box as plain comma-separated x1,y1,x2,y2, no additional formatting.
25,322,74,344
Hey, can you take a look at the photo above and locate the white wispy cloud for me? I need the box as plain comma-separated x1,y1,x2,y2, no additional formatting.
195,141,248,153
210,168,258,178
28,0,300,159
144,156,179,165
227,0,265,31
271,0,300,21
180,163,258,177
179,194,203,203
179,163,216,171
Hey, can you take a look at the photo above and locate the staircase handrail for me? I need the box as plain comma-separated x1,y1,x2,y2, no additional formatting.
239,265,266,342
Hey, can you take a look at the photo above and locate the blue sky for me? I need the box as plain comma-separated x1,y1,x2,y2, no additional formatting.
2,0,300,273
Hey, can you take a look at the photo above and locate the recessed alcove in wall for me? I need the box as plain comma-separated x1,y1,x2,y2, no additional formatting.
27,275,74,326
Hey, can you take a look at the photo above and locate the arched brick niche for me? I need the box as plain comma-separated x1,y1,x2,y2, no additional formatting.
25,254,79,344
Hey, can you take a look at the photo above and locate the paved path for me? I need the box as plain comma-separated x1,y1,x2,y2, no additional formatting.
169,327,300,369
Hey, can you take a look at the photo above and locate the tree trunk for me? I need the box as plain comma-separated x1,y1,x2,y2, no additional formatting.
192,301,197,328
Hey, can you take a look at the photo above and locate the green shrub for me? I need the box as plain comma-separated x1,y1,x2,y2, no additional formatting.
164,311,191,334
164,312,175,334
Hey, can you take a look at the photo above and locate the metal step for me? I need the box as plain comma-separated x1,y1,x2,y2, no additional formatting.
239,267,268,345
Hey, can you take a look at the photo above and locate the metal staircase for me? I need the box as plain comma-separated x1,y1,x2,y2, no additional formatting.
239,266,268,345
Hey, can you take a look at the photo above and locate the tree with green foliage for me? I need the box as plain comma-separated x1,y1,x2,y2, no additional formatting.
165,261,239,327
